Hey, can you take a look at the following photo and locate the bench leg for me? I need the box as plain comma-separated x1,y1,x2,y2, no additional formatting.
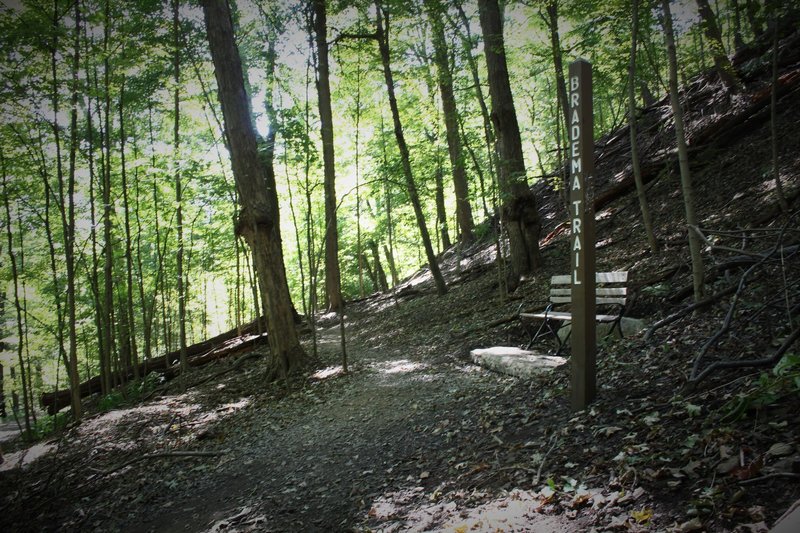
526,318,563,355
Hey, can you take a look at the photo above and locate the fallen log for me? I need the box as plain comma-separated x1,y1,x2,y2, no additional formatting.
41,318,268,414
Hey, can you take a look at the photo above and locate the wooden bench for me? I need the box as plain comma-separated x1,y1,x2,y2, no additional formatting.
518,271,628,356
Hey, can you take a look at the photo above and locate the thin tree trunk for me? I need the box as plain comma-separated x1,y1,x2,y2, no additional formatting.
695,0,741,91
361,253,377,291
370,240,389,292
629,0,658,254
312,0,343,313
65,0,82,417
354,47,365,298
478,0,542,290
380,114,397,289
770,13,788,214
425,0,475,245
383,244,398,288
545,0,570,197
732,0,745,49
1,159,32,435
85,48,105,395
101,0,114,394
202,0,305,377
376,3,447,295
433,153,451,252
454,0,499,216
744,0,762,37
119,74,140,381
662,0,705,302
174,0,188,373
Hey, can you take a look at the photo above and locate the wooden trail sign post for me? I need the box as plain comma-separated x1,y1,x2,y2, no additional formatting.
568,59,596,409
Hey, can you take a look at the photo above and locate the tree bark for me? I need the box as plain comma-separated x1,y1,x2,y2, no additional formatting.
101,0,114,395
478,0,542,289
375,3,447,295
433,158,451,251
695,0,741,91
425,0,475,245
173,0,188,373
65,0,82,418
312,0,343,312
770,13,789,214
201,0,304,378
453,0,499,217
662,0,705,302
629,0,658,254
369,240,389,292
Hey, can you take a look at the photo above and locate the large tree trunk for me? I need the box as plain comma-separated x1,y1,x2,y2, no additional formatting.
478,0,542,289
376,3,447,296
201,0,304,378
425,0,475,245
662,0,705,302
312,0,343,313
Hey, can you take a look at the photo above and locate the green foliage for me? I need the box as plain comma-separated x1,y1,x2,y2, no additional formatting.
721,353,800,421
99,372,163,412
31,412,71,440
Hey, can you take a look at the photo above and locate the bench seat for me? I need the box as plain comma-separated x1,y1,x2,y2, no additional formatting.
518,271,629,356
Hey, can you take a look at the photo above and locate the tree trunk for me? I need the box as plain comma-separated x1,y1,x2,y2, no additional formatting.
425,0,475,245
744,0,763,37
201,0,304,378
478,0,542,289
119,75,140,381
1,159,32,435
45,0,72,413
101,0,114,395
433,158,451,251
361,253,377,291
312,0,343,313
454,1,499,217
65,0,82,418
545,1,570,203
695,0,741,91
770,12,789,214
383,244,398,288
662,0,705,303
369,240,389,292
629,0,658,254
376,3,447,295
173,0,188,373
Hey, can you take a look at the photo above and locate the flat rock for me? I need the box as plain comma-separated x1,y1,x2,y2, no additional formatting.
470,347,567,378
558,316,648,343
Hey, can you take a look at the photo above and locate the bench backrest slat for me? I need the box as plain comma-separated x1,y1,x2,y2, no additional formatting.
550,271,628,285
550,288,626,297
547,271,628,307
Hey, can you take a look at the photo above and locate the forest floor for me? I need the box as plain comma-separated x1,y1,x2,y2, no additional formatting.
3,37,800,532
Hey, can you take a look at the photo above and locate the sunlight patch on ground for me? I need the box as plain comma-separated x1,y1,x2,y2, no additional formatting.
81,400,199,437
311,365,345,380
372,359,428,375
0,441,57,472
366,488,579,532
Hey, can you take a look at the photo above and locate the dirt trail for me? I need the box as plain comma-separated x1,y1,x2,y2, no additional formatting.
114,321,575,532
